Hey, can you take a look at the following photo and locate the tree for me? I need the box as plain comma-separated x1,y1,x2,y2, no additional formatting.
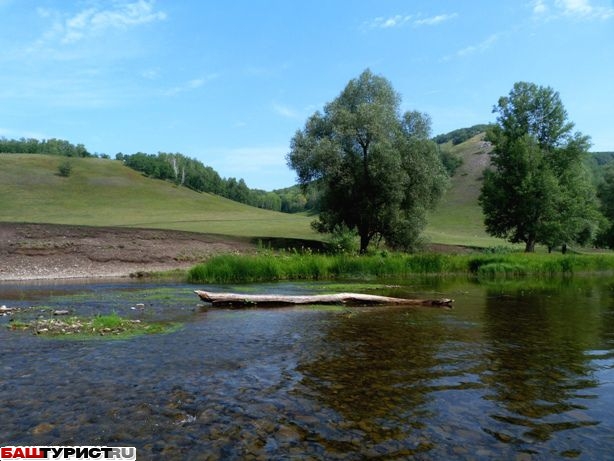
287,69,448,253
596,165,614,248
479,82,601,252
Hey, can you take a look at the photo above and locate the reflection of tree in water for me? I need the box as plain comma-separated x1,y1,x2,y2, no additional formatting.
294,308,449,453
482,285,602,444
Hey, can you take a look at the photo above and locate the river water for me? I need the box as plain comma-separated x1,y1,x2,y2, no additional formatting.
0,277,613,460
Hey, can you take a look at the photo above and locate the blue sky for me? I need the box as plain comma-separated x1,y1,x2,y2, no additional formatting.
1,0,613,190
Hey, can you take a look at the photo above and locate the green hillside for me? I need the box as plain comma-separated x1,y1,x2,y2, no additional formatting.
425,134,511,248
0,154,317,240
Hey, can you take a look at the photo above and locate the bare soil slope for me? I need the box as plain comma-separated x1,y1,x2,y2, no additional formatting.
0,223,253,281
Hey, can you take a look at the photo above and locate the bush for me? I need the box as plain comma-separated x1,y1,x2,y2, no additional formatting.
57,160,73,177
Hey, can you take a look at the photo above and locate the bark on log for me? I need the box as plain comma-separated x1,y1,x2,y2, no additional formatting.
194,290,453,308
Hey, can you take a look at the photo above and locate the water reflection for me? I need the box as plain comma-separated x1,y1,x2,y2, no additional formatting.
294,308,450,456
481,282,605,452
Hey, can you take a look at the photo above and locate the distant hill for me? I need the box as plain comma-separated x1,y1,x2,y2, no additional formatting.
425,133,504,247
0,154,316,240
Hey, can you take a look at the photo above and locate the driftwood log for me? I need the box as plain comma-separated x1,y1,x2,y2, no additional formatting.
194,290,453,308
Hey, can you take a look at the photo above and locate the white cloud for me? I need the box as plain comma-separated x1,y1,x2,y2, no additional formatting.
533,0,614,20
414,13,458,26
532,0,549,14
367,12,457,29
38,0,166,45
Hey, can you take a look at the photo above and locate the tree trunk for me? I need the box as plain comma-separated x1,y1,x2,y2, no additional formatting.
195,290,453,308
525,239,536,252
359,231,371,254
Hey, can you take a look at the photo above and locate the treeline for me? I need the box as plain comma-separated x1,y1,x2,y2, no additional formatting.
117,151,318,213
433,124,492,145
118,152,279,209
0,137,92,157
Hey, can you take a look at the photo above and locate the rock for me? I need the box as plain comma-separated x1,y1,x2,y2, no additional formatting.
53,310,70,315
31,422,54,434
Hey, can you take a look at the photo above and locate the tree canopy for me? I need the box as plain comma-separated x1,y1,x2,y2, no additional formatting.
479,82,601,252
287,69,448,253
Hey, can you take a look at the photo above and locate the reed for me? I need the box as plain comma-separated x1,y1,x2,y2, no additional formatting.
187,251,614,283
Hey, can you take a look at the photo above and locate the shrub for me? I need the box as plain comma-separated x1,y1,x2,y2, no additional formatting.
57,160,73,177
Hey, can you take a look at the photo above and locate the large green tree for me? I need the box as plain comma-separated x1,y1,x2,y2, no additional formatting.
479,82,601,252
287,69,447,253
596,165,614,248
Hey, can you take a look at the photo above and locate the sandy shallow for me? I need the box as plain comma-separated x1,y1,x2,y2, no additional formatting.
0,223,253,281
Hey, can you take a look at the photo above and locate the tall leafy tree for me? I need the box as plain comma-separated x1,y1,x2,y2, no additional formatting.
596,165,614,248
287,69,447,253
479,82,601,252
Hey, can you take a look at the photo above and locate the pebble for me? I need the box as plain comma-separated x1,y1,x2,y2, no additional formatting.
31,422,54,435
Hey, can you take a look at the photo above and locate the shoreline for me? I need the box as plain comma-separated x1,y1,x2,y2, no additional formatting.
0,222,253,282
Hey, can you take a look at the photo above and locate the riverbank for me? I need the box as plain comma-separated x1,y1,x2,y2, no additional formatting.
0,222,253,281
188,251,614,283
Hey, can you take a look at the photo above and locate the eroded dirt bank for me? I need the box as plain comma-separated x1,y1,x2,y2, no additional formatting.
0,223,254,281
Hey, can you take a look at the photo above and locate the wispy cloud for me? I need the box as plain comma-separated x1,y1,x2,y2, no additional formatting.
272,103,301,119
455,34,500,58
37,0,166,45
163,75,218,96
414,13,459,26
532,0,614,20
367,12,457,29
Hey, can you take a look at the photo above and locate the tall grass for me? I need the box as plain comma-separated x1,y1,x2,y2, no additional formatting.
187,251,614,284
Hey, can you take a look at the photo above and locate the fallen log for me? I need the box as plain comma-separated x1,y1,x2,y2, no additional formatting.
194,290,453,308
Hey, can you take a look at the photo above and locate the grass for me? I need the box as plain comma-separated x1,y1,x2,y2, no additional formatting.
9,312,181,339
0,147,508,249
425,134,515,248
0,154,317,240
187,251,614,283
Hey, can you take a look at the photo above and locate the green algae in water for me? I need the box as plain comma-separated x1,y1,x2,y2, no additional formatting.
8,312,182,340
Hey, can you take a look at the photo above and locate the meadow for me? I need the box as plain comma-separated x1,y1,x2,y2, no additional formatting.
0,154,316,240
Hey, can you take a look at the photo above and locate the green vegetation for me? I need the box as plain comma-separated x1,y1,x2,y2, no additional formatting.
287,69,448,253
424,133,502,248
0,137,91,157
9,312,180,339
0,154,316,240
597,164,614,248
57,160,73,177
119,151,283,211
188,251,614,283
433,124,492,146
480,82,601,252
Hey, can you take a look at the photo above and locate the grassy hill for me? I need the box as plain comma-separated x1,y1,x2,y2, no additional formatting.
425,134,512,248
0,143,510,249
0,154,317,241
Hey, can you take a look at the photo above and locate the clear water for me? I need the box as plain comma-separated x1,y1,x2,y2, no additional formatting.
0,277,613,460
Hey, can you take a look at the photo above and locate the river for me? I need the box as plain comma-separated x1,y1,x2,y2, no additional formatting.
0,277,613,460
